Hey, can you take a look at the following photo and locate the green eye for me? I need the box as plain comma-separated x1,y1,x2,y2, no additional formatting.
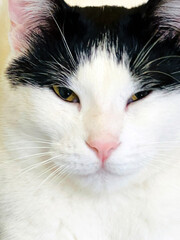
53,86,79,103
128,90,152,105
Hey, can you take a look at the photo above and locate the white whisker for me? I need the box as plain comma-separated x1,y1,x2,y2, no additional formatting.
141,55,180,71
37,164,68,188
19,155,59,176
134,36,161,70
8,151,53,163
141,70,179,82
6,140,52,146
132,31,158,68
49,12,76,67
0,146,51,154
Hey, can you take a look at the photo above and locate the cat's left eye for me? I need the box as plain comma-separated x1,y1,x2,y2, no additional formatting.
52,86,79,103
127,90,152,105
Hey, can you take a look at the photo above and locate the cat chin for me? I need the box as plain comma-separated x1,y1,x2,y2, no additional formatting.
69,168,144,193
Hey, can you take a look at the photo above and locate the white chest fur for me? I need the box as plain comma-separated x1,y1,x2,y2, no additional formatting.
1,150,180,240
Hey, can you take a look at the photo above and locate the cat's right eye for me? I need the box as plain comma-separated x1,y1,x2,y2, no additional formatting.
52,86,79,103
127,90,152,106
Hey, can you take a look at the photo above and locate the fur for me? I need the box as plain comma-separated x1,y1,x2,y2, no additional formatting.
0,0,180,239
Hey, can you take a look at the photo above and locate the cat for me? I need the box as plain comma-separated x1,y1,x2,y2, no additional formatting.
0,0,180,239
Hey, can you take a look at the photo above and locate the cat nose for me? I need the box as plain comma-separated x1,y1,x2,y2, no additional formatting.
86,137,120,163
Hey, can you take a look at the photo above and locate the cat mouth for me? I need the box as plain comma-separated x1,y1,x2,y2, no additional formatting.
78,166,137,179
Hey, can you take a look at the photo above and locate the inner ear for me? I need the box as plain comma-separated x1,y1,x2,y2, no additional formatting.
147,0,180,41
8,0,69,53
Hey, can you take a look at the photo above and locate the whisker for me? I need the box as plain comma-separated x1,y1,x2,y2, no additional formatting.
49,11,76,67
49,54,72,75
172,70,180,75
48,165,72,186
8,151,53,163
132,31,158,69
141,55,180,71
37,164,69,188
141,70,179,82
16,132,52,143
6,140,52,146
0,146,51,153
36,164,59,180
19,155,60,176
134,36,161,70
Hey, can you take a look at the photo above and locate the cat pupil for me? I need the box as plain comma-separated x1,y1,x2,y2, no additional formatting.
136,91,151,100
59,87,72,99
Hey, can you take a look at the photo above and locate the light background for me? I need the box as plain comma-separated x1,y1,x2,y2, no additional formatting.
0,0,147,74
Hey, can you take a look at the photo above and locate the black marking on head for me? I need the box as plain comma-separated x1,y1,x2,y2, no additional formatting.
131,36,180,91
7,1,180,92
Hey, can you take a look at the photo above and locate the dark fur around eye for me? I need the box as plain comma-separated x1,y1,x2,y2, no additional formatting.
7,1,180,93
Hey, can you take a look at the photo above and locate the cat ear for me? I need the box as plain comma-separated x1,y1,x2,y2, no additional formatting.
8,0,68,52
150,0,180,39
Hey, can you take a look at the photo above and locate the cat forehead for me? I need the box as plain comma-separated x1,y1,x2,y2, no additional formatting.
74,48,134,98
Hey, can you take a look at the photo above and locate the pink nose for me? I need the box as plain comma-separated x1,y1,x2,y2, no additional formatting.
86,138,120,163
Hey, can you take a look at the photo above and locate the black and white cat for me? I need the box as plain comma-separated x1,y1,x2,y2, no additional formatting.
0,0,180,239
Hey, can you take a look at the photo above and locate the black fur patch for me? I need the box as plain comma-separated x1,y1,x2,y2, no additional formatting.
7,0,180,92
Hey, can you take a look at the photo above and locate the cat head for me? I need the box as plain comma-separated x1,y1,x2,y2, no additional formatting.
8,0,180,52
5,0,180,192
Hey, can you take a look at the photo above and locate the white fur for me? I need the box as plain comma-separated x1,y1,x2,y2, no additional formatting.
1,46,180,239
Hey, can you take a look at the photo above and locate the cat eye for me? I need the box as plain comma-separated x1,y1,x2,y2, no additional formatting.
127,90,152,105
52,86,79,103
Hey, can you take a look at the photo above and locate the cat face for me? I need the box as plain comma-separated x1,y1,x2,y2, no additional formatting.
5,0,180,192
